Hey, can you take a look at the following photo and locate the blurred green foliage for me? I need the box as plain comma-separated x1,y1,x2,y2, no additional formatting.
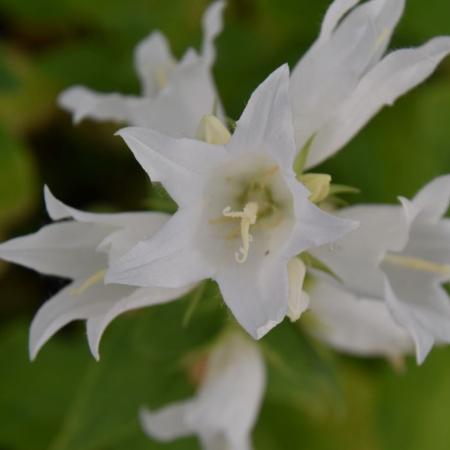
1,0,450,449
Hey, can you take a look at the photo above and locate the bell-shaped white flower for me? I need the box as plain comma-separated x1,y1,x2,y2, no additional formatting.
291,0,450,168
140,331,265,450
107,65,357,339
311,175,450,363
0,187,190,360
58,1,225,138
307,276,413,359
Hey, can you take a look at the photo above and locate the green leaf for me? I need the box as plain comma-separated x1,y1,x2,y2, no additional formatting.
0,281,227,450
0,322,91,450
261,321,340,415
144,182,178,214
0,47,57,133
0,127,37,229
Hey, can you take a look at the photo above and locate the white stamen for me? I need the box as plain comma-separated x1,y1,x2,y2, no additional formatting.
223,202,259,263
384,254,450,277
70,269,107,296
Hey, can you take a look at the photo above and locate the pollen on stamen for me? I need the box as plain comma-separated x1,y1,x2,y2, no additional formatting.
222,202,259,263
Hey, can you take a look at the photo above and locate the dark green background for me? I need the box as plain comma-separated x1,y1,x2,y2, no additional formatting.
1,0,450,449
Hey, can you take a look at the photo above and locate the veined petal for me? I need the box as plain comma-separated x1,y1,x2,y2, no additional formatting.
412,174,450,221
230,64,297,169
87,285,191,360
58,86,152,126
307,37,450,168
29,281,133,360
117,127,228,206
382,263,450,364
106,208,215,288
292,0,405,159
0,221,108,279
307,277,413,357
201,0,226,65
310,204,407,298
285,176,358,258
134,31,176,97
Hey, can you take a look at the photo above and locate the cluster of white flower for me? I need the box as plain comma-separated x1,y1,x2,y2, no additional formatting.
1,0,450,448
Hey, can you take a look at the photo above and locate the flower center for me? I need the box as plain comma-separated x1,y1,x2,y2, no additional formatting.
205,153,294,266
222,202,259,263
384,254,450,277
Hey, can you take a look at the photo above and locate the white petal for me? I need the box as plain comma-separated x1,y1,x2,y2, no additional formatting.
216,251,289,339
58,86,152,126
140,333,264,449
87,285,190,360
292,0,405,159
29,281,133,359
106,208,215,288
139,52,221,138
230,64,297,169
412,174,450,221
44,185,168,232
117,127,228,206
192,333,265,440
201,0,226,64
45,186,169,261
59,2,224,139
310,204,407,298
307,277,413,357
96,215,168,262
308,37,450,167
381,258,450,363
0,222,108,279
134,31,176,97
140,402,196,441
316,0,359,46
403,219,450,268
285,176,358,258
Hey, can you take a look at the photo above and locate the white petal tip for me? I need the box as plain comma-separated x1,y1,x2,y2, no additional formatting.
29,350,38,362
87,332,102,361
28,339,41,362
256,319,279,339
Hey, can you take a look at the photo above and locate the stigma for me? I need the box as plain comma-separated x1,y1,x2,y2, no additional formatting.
223,202,259,263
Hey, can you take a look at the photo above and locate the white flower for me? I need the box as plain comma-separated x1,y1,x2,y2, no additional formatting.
106,65,357,339
58,1,225,138
0,187,190,360
291,0,450,168
140,331,265,450
310,175,450,363
306,276,413,359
